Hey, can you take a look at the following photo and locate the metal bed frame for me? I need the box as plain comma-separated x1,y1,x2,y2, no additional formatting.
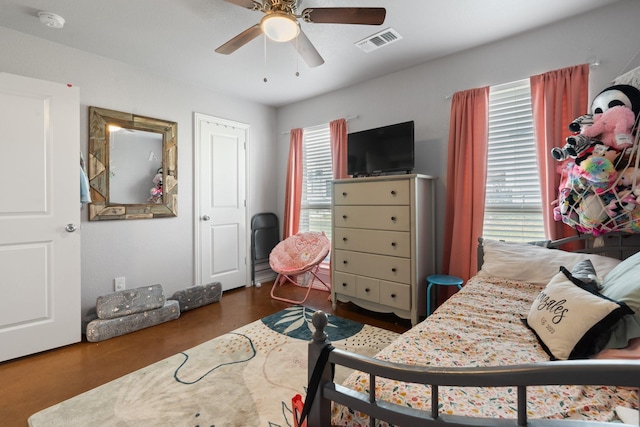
307,233,640,427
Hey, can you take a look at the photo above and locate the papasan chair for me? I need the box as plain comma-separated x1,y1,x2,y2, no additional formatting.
269,231,331,304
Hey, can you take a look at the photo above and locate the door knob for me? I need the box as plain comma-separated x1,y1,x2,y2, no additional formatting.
65,223,78,232
202,215,211,221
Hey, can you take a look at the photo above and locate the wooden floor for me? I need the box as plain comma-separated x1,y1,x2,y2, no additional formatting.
0,283,411,426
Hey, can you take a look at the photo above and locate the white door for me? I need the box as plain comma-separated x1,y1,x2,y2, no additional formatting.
195,113,248,291
0,73,80,362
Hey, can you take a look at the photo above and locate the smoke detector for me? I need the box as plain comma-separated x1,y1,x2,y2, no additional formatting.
38,12,65,29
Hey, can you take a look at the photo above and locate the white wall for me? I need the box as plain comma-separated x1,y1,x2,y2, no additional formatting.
0,27,279,315
275,0,640,272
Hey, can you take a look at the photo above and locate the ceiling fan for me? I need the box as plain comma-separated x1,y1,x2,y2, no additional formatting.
215,0,386,68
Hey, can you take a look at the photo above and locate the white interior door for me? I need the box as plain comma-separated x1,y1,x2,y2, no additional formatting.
195,114,247,291
0,73,80,362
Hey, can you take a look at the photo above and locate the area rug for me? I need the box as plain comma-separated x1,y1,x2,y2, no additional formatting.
28,306,399,427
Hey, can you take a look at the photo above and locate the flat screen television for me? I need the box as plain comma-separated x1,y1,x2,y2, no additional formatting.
347,120,415,177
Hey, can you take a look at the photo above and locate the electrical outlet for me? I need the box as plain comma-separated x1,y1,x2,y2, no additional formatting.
114,277,126,292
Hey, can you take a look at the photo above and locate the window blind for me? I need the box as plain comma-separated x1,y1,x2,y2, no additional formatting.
301,125,332,244
483,79,545,243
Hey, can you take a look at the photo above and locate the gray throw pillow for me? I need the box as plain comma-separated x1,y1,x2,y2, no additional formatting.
570,259,600,293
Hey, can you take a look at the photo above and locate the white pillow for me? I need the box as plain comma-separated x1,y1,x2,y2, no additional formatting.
526,268,632,360
478,239,621,285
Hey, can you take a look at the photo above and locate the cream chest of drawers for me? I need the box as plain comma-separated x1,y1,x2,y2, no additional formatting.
331,174,436,325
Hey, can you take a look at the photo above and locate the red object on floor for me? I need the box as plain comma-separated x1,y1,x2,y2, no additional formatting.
292,393,306,427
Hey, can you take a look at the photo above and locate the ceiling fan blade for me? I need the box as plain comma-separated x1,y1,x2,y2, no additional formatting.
215,24,263,54
302,7,386,25
224,0,260,10
291,29,324,68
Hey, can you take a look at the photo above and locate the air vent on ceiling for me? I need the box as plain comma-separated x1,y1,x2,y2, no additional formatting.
355,28,402,53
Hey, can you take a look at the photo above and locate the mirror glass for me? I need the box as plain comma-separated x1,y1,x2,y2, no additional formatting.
88,107,178,220
109,128,163,204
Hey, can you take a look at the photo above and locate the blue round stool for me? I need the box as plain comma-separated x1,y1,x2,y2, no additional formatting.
426,274,463,317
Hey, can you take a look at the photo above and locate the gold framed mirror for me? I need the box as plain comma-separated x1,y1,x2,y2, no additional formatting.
88,106,177,220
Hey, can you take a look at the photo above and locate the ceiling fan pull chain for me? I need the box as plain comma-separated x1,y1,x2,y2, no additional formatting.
263,34,268,82
295,35,300,77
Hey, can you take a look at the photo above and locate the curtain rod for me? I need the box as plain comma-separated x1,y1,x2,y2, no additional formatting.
445,60,602,101
281,115,359,134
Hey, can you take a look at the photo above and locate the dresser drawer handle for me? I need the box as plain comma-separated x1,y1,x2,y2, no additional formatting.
391,242,397,247
342,214,347,219
343,260,348,264
390,190,396,196
391,216,396,221
365,288,370,292
342,237,347,242
342,191,347,197
390,293,396,298
391,268,397,273
342,282,347,287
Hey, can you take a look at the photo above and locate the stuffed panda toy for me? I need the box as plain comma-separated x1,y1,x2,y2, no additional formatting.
591,84,640,119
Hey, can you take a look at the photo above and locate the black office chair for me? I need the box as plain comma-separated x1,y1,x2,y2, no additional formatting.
250,213,280,285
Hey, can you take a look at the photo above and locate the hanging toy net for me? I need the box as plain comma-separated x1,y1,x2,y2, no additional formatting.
554,115,640,236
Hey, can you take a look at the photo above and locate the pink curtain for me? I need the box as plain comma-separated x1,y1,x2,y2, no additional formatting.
330,118,348,179
530,64,589,241
282,128,303,239
327,118,348,279
441,87,490,287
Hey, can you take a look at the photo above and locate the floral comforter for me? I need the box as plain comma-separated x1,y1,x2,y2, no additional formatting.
332,275,639,426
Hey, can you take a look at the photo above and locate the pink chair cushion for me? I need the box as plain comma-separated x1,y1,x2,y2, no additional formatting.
269,231,330,275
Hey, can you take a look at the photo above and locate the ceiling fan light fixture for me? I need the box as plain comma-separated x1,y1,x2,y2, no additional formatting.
261,12,299,42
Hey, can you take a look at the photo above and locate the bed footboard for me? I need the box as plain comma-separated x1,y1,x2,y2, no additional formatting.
308,311,640,427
